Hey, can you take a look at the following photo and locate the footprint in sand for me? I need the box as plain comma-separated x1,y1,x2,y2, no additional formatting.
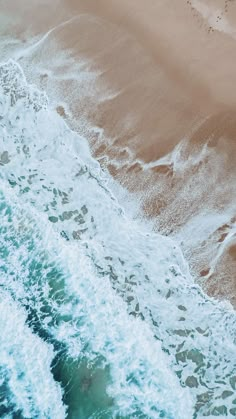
186,1,212,34
187,0,235,34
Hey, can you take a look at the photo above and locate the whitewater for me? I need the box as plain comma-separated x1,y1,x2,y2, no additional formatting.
0,57,235,419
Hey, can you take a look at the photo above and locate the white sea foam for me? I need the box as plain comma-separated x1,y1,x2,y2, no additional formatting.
0,291,66,418
0,59,236,418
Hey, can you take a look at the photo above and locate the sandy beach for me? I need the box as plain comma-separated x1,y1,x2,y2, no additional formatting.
1,0,236,305
1,2,236,417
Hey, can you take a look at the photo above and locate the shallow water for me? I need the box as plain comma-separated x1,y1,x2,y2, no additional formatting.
0,59,235,418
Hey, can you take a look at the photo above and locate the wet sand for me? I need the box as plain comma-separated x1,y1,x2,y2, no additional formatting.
1,0,236,305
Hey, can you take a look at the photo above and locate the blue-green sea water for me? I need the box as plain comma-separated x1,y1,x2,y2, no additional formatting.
0,60,235,418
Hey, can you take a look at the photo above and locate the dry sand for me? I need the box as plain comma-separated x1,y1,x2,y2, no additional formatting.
1,0,236,305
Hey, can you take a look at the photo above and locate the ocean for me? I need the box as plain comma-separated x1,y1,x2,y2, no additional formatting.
0,2,236,419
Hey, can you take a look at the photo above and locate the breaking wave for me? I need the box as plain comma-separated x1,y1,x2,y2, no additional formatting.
0,60,235,418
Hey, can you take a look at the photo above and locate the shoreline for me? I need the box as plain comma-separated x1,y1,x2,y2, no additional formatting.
1,0,236,306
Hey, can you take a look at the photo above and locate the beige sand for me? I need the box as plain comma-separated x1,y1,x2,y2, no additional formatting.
64,0,236,306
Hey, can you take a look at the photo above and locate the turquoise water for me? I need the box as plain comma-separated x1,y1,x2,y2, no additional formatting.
0,60,235,418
